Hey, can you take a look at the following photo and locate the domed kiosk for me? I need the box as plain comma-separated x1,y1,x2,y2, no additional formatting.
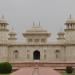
23,22,51,44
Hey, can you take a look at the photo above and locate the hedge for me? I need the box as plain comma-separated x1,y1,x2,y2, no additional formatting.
0,62,12,74
65,66,73,74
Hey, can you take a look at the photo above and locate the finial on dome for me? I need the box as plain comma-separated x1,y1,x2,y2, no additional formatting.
39,21,40,26
1,14,5,19
11,27,14,31
33,21,35,26
59,26,64,33
69,14,72,19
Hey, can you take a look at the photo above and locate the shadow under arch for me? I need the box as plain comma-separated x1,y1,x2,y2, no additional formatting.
33,50,40,60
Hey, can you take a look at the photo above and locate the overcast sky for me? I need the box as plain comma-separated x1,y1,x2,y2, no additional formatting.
0,0,75,41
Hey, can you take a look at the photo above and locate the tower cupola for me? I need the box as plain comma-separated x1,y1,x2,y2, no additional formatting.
65,14,75,31
0,15,9,31
57,27,65,39
57,28,65,43
65,14,75,43
57,32,65,40
8,27,17,43
0,15,9,44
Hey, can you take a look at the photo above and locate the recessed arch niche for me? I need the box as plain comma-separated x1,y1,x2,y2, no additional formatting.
33,50,40,60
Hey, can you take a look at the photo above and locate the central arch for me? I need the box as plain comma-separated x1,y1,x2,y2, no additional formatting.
33,50,40,60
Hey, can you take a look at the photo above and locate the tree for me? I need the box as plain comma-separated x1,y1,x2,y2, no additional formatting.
65,66,73,74
0,62,12,74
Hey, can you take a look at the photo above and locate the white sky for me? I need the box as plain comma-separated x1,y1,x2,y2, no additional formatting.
0,0,75,41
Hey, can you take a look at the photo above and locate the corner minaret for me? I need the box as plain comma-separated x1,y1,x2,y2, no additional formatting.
65,14,75,30
65,14,75,43
0,15,9,44
8,27,17,44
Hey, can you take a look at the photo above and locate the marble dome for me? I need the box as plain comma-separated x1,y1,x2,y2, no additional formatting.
26,25,47,33
65,18,75,24
0,15,8,24
9,27,16,35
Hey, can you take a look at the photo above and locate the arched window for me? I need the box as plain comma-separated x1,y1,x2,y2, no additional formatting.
13,50,19,59
44,50,46,53
27,50,30,59
55,50,60,59
27,50,29,52
28,39,32,42
35,39,39,42
27,54,30,59
44,50,46,59
44,54,46,59
33,50,40,60
41,39,46,43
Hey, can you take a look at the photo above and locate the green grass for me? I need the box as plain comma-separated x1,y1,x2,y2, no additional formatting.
62,71,75,75
0,74,9,75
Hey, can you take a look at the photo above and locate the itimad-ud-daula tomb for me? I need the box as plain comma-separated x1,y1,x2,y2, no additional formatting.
0,15,75,71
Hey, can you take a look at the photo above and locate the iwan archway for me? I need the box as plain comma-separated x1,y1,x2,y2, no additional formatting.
33,50,40,60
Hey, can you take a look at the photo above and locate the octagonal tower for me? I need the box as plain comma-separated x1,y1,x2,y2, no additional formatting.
0,15,9,44
65,14,75,44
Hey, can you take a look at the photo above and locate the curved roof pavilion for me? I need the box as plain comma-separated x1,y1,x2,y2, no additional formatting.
23,24,51,37
0,15,8,24
65,14,75,24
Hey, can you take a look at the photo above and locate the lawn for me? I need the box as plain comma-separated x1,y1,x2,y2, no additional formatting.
62,71,75,75
0,74,9,75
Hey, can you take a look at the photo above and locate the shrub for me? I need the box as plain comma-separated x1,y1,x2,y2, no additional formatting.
65,66,73,74
0,62,12,74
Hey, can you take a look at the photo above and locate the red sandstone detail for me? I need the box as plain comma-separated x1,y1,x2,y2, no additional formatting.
10,67,61,75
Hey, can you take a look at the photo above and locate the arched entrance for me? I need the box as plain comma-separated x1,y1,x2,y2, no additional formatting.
33,50,40,60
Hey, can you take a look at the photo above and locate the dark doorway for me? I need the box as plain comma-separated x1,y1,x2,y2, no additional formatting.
33,50,40,60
